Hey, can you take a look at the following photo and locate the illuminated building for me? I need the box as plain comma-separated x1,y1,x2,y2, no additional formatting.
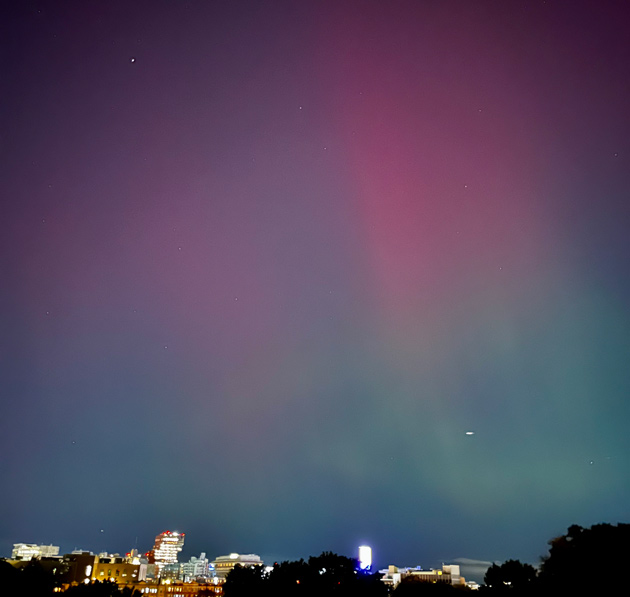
358,546,372,571
182,553,210,580
60,552,99,585
134,581,223,596
93,555,142,584
11,543,60,560
152,531,185,574
211,553,262,579
380,564,464,587
161,563,182,581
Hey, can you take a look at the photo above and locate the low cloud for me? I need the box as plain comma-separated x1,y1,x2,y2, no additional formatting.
450,558,494,583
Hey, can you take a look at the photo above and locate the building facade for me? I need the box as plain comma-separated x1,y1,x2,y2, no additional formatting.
93,555,143,585
11,544,60,560
211,553,262,579
134,581,223,596
380,564,464,588
182,553,210,581
152,531,185,575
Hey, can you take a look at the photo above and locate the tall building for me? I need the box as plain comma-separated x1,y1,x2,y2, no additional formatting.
152,531,185,574
359,546,372,571
11,544,60,560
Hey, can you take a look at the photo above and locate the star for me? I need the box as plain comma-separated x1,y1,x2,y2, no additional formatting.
130,57,136,63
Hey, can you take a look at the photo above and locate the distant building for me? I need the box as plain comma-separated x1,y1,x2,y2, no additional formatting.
133,580,223,596
124,549,141,564
152,531,185,575
212,553,263,579
359,545,372,571
380,564,464,588
182,552,210,580
61,552,99,585
93,554,143,585
11,544,60,560
161,562,182,581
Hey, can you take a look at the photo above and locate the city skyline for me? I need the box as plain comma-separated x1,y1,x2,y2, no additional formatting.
2,0,629,579
4,535,482,583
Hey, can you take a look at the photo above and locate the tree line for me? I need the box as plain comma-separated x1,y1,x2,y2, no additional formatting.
224,551,387,597
478,522,630,595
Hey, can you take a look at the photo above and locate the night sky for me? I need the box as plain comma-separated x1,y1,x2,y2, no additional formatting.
2,0,630,582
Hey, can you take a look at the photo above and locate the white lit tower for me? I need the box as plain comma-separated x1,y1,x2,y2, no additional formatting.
358,545,372,571
152,531,185,574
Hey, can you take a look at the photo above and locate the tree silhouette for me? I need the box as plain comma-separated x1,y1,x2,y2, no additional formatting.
0,559,60,596
307,551,358,596
483,560,536,594
224,552,386,597
267,558,312,597
538,522,630,594
223,563,268,597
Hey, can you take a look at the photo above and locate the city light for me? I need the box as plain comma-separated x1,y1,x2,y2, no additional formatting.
358,545,372,571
